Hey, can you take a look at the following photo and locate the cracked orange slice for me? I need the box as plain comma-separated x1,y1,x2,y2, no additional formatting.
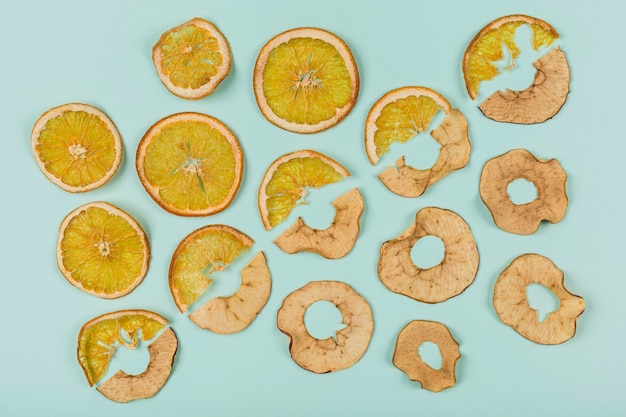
31,103,122,193
153,18,232,99
57,202,150,298
136,112,243,216
258,150,350,230
462,14,559,100
253,27,359,133
77,309,177,402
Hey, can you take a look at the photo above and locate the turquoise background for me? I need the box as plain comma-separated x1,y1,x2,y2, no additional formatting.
1,0,625,415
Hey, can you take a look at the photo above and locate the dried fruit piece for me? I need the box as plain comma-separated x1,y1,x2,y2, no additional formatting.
253,27,359,133
393,320,461,392
169,225,271,333
189,251,271,334
493,254,585,344
152,18,232,99
57,202,150,298
480,149,568,235
136,112,243,216
462,15,569,124
364,87,471,198
274,188,364,259
77,310,177,403
378,207,479,303
277,280,373,373
31,103,122,192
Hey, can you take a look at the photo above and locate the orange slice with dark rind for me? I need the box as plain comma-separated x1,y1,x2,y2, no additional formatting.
31,103,122,193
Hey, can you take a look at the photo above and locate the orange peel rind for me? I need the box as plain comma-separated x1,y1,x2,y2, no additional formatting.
493,254,585,344
277,280,373,373
77,309,177,403
480,149,568,235
393,320,461,392
378,207,479,303
273,188,364,259
364,87,471,198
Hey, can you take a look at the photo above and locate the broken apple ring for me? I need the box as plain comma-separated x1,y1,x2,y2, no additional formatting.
274,188,364,259
393,320,461,392
277,280,373,373
463,15,570,124
480,149,568,235
364,87,471,198
378,207,479,303
493,254,585,344
77,309,178,403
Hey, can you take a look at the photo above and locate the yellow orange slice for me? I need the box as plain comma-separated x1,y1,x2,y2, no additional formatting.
31,103,122,192
57,201,150,298
258,150,350,230
77,309,177,402
136,112,243,216
364,87,452,165
462,15,559,100
253,27,359,134
153,18,232,99
169,224,254,313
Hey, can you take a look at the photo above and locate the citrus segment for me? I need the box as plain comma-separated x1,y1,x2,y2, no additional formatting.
365,87,452,165
57,202,150,298
253,27,359,133
463,15,559,100
169,225,254,313
153,18,231,99
31,103,122,192
258,150,350,230
136,112,243,216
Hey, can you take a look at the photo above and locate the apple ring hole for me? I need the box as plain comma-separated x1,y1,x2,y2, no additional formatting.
410,235,445,269
507,178,538,205
304,300,347,341
417,341,443,371
526,283,560,323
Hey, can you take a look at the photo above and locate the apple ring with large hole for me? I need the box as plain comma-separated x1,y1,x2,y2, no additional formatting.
493,254,585,344
463,15,570,124
364,87,471,198
378,207,479,303
277,280,373,373
77,310,177,403
393,320,461,392
258,150,363,258
169,225,271,334
480,149,568,235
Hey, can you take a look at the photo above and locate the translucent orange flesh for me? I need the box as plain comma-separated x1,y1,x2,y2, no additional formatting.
373,95,443,159
35,111,116,187
159,24,222,89
143,120,237,212
466,22,557,98
171,229,251,308
78,314,164,386
265,157,346,228
262,37,352,125
60,206,146,295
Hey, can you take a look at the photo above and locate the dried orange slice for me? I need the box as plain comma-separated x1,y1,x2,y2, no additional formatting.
77,309,177,402
253,27,359,133
462,15,569,124
152,18,232,99
136,112,243,216
258,150,350,230
31,103,122,193
364,87,471,198
57,202,150,298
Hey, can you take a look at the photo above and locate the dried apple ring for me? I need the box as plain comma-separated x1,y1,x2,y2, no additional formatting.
480,149,568,235
277,280,373,373
274,188,364,259
393,320,461,392
493,254,585,345
378,207,479,303
364,87,471,198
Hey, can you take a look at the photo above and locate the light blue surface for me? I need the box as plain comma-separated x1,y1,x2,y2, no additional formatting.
1,0,625,415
